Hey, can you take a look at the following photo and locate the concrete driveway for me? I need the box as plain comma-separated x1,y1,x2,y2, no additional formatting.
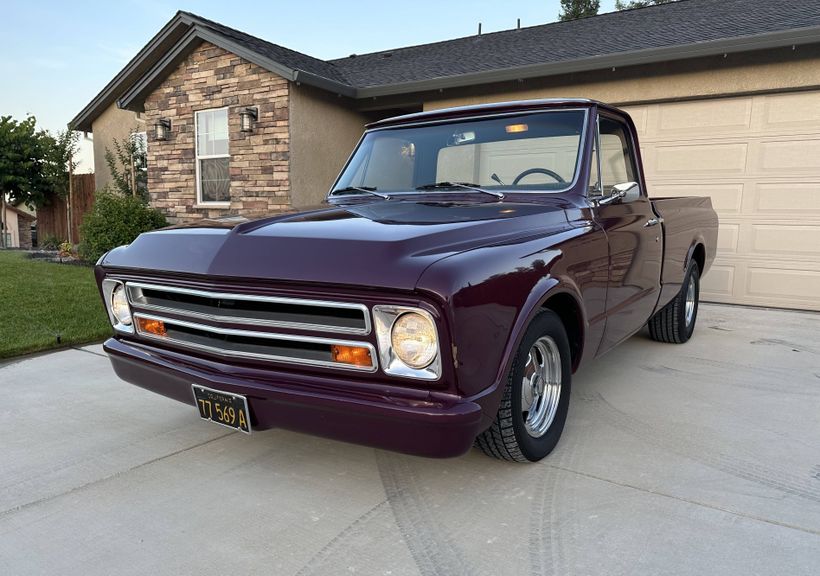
1,303,819,576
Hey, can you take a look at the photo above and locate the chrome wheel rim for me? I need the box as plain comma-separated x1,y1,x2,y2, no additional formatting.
521,336,562,438
685,276,696,327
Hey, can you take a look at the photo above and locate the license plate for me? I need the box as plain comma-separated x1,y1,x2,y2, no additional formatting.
192,385,251,434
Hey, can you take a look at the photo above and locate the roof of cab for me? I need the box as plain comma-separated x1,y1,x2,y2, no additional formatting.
366,98,623,129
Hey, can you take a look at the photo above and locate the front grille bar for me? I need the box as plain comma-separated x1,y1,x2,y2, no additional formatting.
133,313,378,373
125,282,370,335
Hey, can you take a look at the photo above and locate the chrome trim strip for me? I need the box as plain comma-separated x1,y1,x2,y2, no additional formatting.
125,281,371,335
102,279,134,334
133,313,378,373
372,305,442,381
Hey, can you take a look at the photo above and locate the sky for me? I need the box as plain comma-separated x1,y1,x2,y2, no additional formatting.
0,0,618,172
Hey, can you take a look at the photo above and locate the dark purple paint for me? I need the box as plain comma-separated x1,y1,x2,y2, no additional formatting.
96,100,718,458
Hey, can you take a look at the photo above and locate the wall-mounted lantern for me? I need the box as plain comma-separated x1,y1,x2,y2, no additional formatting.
154,118,171,141
239,107,258,133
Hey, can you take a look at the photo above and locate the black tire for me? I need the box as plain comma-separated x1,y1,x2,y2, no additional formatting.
475,310,572,463
648,260,700,344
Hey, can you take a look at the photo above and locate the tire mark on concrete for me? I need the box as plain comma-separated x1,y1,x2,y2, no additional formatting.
529,397,594,576
376,450,474,576
294,499,390,576
750,338,819,356
528,465,560,576
680,356,820,397
591,393,820,504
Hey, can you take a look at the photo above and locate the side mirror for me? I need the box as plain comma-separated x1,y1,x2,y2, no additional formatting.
595,181,638,206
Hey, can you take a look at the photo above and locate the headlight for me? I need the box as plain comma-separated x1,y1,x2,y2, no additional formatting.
111,285,132,325
391,312,437,369
373,305,441,380
101,279,134,332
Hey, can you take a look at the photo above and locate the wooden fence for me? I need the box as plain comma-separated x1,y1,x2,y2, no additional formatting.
37,173,96,244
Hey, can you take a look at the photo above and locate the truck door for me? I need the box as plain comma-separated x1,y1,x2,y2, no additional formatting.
591,114,663,354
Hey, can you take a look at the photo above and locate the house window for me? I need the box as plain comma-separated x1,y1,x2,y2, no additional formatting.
195,108,230,204
131,131,148,199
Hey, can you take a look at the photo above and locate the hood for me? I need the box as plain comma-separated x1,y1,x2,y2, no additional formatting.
101,199,571,291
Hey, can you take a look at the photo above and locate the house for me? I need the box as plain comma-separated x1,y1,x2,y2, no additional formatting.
72,0,820,312
1,203,35,249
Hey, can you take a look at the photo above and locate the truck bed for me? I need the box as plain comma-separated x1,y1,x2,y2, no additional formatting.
651,196,719,310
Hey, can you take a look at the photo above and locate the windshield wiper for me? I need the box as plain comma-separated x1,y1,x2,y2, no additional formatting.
415,181,505,200
330,186,391,200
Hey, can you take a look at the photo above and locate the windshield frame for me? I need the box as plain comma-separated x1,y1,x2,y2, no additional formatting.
328,108,590,200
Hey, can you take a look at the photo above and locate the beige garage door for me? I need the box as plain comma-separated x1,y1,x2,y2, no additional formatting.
623,92,820,311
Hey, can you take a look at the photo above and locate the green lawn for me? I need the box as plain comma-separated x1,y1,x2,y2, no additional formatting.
0,251,112,359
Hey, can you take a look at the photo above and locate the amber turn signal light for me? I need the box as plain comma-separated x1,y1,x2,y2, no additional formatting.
331,345,372,367
137,317,167,337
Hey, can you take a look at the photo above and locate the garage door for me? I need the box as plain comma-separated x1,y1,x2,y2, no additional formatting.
623,92,820,312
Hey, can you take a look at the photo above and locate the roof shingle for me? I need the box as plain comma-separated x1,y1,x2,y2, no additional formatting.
327,0,820,88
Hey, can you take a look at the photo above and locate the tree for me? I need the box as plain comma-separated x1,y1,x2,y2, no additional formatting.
0,115,78,247
559,0,600,21
615,0,675,9
104,130,147,201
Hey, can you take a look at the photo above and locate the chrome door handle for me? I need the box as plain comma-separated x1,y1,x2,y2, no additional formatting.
644,218,661,227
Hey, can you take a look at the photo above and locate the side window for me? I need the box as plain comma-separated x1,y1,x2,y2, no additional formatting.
598,116,640,201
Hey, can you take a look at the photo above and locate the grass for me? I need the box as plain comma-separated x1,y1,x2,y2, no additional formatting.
0,251,112,359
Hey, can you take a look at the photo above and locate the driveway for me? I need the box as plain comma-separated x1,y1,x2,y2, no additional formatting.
1,304,819,575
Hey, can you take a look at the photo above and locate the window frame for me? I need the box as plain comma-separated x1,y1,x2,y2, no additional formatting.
194,107,231,207
328,109,590,199
595,111,644,200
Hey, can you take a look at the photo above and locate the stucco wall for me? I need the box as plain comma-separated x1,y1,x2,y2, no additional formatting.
421,46,820,110
143,41,290,223
2,208,19,248
289,84,369,208
90,104,144,191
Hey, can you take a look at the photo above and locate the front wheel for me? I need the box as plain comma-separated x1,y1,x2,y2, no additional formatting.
475,310,572,462
648,260,700,343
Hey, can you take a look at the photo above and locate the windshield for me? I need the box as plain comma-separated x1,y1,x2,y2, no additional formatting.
333,110,586,196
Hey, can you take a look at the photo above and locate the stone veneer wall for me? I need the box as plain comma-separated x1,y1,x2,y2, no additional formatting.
143,41,290,222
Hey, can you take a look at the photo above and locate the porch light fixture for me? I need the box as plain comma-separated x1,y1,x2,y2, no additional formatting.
239,107,258,133
154,118,171,141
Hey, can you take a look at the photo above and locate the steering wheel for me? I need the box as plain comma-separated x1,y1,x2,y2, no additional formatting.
512,168,566,185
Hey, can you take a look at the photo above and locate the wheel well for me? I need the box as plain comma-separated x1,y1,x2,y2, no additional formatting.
692,243,705,274
542,293,583,371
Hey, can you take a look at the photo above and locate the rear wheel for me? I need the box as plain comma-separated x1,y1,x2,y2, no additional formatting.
648,259,700,344
476,310,572,462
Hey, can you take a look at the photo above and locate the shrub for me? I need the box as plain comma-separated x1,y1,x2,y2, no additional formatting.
58,241,73,259
40,235,62,250
78,191,167,263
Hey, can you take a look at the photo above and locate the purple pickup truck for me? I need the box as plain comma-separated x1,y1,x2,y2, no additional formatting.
96,99,718,462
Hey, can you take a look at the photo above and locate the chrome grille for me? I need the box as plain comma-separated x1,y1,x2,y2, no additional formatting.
125,282,370,334
124,283,375,372
132,313,377,372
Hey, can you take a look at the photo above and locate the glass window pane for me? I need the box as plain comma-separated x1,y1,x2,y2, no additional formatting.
196,108,229,158
213,138,228,156
214,108,228,140
599,117,637,190
335,110,585,194
199,157,230,202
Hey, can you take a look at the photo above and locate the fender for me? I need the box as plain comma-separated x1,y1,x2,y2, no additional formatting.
497,276,587,384
685,236,706,272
